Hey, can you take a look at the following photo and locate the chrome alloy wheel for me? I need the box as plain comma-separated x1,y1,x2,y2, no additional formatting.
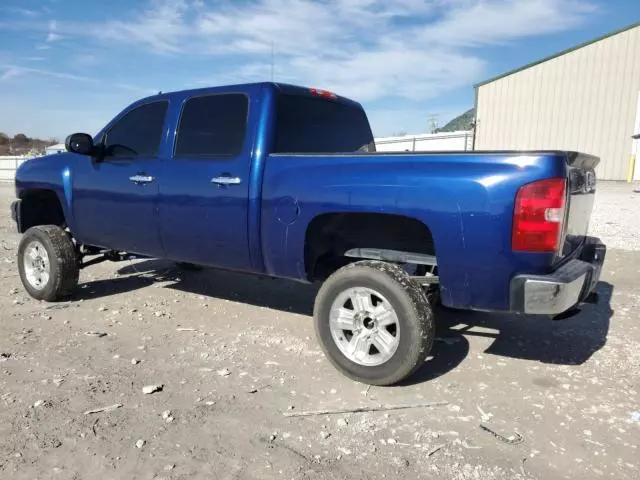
329,287,400,366
23,240,50,291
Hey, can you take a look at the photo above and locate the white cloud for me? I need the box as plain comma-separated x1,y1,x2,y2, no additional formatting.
112,83,159,94
2,0,597,137
97,1,191,53
0,64,91,82
46,32,63,42
0,64,153,94
1,7,41,17
72,53,98,67
80,0,595,106
46,19,63,42
0,66,24,81
418,0,598,46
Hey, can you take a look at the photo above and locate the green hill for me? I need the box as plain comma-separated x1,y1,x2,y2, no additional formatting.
436,108,475,133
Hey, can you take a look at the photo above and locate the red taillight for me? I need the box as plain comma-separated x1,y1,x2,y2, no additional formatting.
310,88,337,100
512,178,566,252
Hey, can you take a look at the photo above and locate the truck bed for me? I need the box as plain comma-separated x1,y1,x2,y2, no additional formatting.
261,150,597,311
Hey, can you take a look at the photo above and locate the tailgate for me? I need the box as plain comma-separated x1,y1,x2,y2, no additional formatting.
559,152,599,258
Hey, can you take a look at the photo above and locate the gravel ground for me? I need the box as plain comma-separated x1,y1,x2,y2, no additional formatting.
0,182,639,480
590,182,640,251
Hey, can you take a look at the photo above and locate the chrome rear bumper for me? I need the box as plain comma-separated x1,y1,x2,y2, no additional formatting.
510,238,606,315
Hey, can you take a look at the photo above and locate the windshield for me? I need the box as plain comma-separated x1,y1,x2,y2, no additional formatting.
274,94,375,154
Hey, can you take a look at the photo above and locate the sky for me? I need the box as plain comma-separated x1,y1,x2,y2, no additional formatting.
0,0,638,140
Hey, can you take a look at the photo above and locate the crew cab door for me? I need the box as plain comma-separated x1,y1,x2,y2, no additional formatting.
71,100,169,256
158,92,254,271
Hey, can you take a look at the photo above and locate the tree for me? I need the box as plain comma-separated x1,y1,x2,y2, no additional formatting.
13,133,30,144
0,132,9,146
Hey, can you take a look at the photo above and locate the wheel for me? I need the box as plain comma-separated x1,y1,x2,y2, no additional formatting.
175,262,203,271
17,225,79,302
314,260,435,386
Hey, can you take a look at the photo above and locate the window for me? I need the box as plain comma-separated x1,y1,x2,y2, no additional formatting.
175,94,248,157
104,101,168,158
274,95,375,153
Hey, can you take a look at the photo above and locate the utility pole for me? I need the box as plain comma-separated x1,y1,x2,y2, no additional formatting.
427,114,440,134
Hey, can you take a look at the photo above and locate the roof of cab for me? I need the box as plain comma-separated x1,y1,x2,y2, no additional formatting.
137,82,363,109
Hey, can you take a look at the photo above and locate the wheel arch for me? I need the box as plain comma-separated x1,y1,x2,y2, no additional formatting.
15,188,68,233
304,212,437,282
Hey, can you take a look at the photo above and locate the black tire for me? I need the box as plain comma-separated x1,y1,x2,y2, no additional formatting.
314,260,435,386
175,262,203,271
17,225,79,302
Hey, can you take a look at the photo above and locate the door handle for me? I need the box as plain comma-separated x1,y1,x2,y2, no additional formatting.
211,176,242,186
129,174,155,184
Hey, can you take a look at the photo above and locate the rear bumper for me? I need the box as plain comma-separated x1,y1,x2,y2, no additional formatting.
509,237,606,315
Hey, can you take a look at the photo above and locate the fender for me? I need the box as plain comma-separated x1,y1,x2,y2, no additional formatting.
14,154,78,234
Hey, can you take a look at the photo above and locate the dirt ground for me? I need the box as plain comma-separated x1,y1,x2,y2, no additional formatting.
0,182,638,480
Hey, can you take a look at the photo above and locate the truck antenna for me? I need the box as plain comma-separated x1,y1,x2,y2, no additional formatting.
270,41,275,82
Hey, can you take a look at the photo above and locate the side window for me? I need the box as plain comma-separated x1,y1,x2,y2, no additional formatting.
104,101,168,158
175,94,248,157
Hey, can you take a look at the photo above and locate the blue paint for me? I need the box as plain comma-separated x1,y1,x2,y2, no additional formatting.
61,167,74,229
261,151,572,310
13,82,598,312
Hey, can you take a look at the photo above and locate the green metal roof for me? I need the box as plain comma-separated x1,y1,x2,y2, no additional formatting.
475,21,640,88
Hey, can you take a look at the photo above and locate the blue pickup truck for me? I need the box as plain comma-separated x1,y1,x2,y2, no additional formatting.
11,82,605,385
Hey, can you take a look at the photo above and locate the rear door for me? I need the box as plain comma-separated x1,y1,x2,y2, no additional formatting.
157,92,254,271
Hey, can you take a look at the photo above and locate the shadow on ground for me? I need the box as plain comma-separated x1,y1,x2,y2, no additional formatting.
75,260,614,384
404,281,614,385
76,259,318,315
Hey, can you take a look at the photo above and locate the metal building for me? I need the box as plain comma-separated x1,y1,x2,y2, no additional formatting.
474,22,640,181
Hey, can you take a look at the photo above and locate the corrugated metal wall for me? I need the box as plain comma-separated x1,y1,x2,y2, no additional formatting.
475,25,640,180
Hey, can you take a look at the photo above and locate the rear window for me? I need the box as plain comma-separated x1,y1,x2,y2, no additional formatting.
274,94,374,154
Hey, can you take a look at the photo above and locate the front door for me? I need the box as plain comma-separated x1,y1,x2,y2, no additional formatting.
72,100,169,256
158,92,254,271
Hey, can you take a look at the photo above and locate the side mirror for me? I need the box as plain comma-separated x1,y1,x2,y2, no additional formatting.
65,133,95,156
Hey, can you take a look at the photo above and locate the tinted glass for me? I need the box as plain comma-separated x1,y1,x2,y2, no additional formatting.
104,101,168,158
274,95,374,153
175,94,248,157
